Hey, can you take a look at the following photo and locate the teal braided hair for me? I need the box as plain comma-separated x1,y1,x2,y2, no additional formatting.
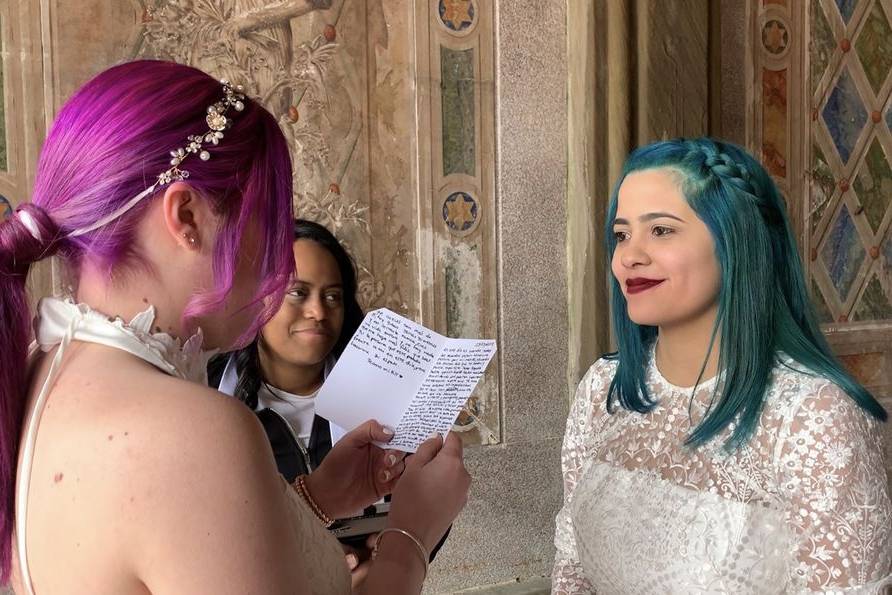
604,137,886,450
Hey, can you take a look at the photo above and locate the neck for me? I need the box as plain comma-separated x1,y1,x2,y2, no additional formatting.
257,344,324,396
655,308,721,388
76,263,193,340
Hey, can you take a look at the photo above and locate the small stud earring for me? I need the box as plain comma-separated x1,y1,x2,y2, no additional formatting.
183,232,197,247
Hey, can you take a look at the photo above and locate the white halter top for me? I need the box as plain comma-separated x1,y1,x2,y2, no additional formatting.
15,297,214,595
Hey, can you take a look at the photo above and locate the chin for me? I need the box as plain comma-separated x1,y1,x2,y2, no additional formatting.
287,351,331,367
625,308,664,328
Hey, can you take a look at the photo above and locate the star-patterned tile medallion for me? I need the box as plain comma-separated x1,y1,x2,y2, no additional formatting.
762,19,789,55
439,0,475,32
443,191,478,233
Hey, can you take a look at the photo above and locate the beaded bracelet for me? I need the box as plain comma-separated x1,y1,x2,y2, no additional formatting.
292,474,334,528
371,527,429,580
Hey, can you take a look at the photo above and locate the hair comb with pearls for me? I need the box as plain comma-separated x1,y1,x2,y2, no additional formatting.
68,79,246,238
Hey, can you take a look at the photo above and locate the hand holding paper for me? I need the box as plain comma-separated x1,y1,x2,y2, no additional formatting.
315,309,497,452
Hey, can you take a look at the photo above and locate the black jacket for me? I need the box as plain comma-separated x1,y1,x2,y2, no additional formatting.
206,355,450,558
208,355,332,479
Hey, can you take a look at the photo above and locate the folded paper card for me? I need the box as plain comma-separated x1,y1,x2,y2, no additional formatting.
316,308,497,452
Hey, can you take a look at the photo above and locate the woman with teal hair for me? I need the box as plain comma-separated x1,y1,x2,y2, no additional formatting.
552,137,891,593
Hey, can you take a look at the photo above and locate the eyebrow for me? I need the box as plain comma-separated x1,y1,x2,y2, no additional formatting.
613,212,686,225
289,280,344,289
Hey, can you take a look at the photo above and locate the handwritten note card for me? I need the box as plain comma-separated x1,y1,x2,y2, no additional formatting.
315,308,497,452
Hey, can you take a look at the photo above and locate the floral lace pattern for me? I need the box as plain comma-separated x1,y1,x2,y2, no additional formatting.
553,353,892,594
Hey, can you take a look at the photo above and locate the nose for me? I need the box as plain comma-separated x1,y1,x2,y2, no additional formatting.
303,294,326,322
618,236,651,269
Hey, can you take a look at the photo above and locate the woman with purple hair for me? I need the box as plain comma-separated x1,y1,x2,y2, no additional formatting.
0,60,468,594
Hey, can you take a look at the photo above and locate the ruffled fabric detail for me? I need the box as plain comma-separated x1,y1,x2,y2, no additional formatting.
36,297,216,385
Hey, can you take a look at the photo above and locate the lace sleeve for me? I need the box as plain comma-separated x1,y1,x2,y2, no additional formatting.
552,365,601,594
776,380,892,591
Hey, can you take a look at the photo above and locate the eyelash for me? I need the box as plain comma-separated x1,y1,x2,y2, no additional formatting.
613,226,675,242
287,289,343,303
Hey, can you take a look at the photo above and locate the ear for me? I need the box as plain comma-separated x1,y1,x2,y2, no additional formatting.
160,182,215,251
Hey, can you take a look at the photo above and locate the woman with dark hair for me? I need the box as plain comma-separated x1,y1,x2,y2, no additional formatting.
209,219,364,479
0,61,469,595
552,137,891,593
209,219,450,586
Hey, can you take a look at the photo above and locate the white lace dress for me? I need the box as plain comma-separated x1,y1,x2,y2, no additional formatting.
552,353,892,594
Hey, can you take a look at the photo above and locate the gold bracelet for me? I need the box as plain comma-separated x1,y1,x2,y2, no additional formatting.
292,474,334,528
371,527,429,580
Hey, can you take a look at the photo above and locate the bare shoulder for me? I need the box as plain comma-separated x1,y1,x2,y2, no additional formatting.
105,368,306,591
131,370,264,450
111,368,278,500
24,345,304,593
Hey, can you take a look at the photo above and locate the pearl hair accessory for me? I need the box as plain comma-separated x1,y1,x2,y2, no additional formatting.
67,79,246,239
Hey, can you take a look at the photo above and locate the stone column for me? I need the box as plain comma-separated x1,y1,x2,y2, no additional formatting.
424,0,570,591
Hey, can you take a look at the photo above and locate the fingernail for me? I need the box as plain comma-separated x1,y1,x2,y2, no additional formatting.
382,426,395,436
427,431,441,441
346,554,358,569
380,470,391,482
387,454,397,466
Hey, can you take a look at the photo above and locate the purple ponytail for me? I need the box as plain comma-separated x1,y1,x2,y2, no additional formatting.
0,60,295,580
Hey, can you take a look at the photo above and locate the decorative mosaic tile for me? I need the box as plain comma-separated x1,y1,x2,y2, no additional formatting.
822,68,867,165
0,194,11,220
810,0,836,95
821,203,866,301
835,0,857,23
443,242,480,338
454,393,482,427
855,1,892,95
852,138,892,232
762,19,789,55
838,351,885,386
883,233,892,285
441,47,476,177
811,280,835,323
861,276,892,325
853,274,892,321
442,191,478,233
762,69,788,177
445,260,461,336
438,0,476,32
811,144,835,235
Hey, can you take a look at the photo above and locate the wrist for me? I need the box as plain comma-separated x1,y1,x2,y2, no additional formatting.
385,514,438,554
372,529,428,580
295,474,337,526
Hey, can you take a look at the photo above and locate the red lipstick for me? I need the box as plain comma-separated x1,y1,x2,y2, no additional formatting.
625,277,664,294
